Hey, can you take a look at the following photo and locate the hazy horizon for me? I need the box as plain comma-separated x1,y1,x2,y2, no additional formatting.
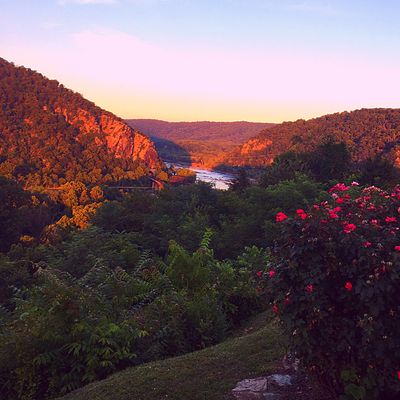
2,0,400,122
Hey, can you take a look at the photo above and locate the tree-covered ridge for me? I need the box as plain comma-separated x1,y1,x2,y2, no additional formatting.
126,119,274,168
224,108,400,167
0,57,163,189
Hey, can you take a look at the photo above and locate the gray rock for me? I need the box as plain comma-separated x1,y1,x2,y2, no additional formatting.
232,377,270,400
232,374,293,399
267,374,292,387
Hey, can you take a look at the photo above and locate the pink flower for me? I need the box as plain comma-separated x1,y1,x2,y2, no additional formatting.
272,305,279,314
276,212,288,222
256,271,262,278
345,282,353,291
296,209,307,220
343,223,357,234
394,246,400,252
269,270,276,278
333,207,342,213
336,198,345,204
329,183,349,192
385,216,397,223
306,284,313,293
397,371,400,380
329,211,339,219
363,241,372,248
351,181,359,186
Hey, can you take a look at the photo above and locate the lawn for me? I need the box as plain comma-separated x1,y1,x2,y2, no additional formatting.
58,313,285,400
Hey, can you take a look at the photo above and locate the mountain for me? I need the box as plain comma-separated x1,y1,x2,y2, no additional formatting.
0,58,162,188
126,119,275,168
223,109,400,168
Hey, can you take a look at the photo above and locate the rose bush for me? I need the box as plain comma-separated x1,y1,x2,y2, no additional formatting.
266,183,400,399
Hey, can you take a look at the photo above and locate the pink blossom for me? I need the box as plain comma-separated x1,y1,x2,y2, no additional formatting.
269,270,276,278
329,183,349,192
276,212,288,222
343,223,357,234
345,282,353,291
329,211,339,219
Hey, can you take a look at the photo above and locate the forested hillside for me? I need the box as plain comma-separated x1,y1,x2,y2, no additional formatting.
0,58,163,189
126,119,274,168
223,108,400,168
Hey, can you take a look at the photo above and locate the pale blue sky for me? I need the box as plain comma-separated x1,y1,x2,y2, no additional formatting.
1,0,400,121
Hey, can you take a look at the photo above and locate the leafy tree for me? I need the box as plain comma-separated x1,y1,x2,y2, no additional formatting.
230,168,250,191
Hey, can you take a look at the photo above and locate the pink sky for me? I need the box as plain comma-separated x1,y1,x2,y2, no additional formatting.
2,0,400,122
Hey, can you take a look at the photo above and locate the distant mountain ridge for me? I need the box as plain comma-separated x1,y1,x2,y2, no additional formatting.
126,119,275,168
223,108,400,168
0,57,162,188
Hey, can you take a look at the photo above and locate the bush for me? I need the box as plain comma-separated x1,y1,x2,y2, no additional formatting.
0,232,264,399
266,183,400,399
0,271,145,399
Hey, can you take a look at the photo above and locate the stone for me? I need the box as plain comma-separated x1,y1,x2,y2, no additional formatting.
267,374,292,387
232,374,293,400
232,377,270,400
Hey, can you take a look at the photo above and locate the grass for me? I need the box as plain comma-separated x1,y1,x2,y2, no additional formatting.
58,313,285,400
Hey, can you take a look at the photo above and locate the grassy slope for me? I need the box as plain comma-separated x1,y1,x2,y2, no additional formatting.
59,313,285,400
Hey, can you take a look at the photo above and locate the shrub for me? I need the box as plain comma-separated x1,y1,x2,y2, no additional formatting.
0,268,146,399
0,232,264,399
266,183,400,399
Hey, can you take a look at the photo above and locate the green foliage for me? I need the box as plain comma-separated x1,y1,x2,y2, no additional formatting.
358,156,399,188
230,168,250,192
266,183,400,399
261,141,352,186
0,268,146,399
41,227,141,277
0,233,265,399
0,176,54,251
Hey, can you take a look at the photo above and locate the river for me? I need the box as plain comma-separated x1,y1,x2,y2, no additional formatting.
167,163,234,190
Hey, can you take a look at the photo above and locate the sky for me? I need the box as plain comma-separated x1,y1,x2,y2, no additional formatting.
1,0,400,122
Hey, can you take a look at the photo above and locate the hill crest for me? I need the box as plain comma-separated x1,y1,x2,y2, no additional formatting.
223,108,400,168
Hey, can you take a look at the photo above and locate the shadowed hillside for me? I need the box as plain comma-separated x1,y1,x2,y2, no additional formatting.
222,108,400,168
126,119,275,168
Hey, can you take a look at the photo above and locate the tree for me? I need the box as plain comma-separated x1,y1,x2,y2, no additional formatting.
230,168,250,192
0,176,31,251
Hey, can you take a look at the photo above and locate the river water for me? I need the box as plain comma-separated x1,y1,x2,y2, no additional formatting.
168,163,234,190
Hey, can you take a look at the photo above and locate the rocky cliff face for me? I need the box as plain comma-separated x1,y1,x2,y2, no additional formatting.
54,107,162,169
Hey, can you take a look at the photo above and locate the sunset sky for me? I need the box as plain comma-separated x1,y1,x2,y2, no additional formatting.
1,0,400,122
